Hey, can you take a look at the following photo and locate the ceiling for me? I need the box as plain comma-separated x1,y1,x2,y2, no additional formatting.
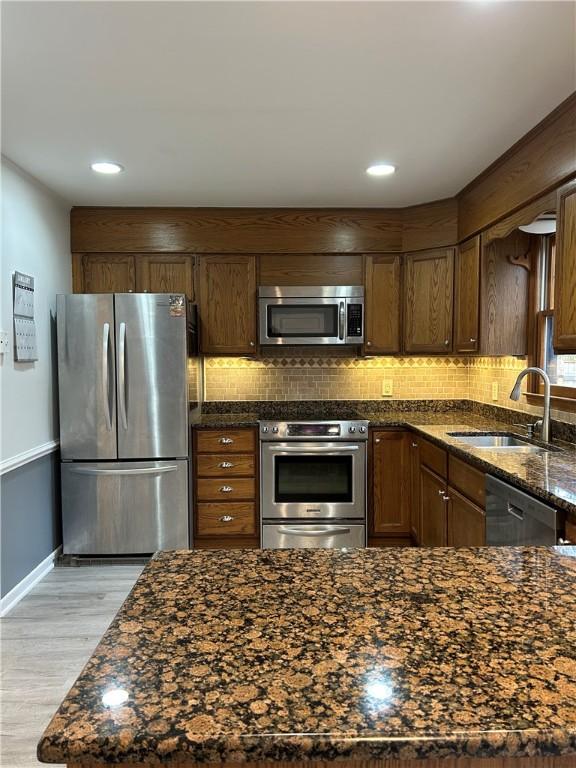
2,1,575,207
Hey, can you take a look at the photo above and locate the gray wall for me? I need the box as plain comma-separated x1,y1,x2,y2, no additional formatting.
1,452,62,597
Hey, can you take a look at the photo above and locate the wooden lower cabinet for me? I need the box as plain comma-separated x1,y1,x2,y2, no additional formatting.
370,431,411,538
419,464,448,547
446,487,486,547
193,427,259,548
408,437,420,543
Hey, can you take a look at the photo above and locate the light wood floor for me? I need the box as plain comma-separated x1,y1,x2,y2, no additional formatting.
0,565,143,768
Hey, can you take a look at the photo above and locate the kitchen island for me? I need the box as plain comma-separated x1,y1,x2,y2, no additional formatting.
38,547,576,767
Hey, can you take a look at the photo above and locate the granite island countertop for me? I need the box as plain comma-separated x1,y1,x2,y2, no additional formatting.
38,547,576,766
191,403,576,520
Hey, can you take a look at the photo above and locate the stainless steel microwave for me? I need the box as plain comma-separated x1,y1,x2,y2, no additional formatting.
258,286,364,346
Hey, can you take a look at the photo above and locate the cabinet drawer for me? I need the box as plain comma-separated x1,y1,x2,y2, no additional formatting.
196,429,256,454
196,503,256,536
197,477,256,501
448,455,486,508
419,437,447,478
197,454,255,477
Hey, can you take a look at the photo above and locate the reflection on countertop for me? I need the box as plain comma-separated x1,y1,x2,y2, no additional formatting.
190,400,576,519
38,546,576,765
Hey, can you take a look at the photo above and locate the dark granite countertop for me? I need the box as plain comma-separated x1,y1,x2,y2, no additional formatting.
190,402,576,519
38,546,576,764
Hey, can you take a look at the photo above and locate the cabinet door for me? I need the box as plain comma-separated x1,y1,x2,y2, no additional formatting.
365,255,401,354
198,255,257,355
419,464,447,547
371,431,410,536
404,248,454,353
454,236,480,353
136,254,196,300
408,437,420,543
82,254,135,293
554,181,576,352
447,486,486,547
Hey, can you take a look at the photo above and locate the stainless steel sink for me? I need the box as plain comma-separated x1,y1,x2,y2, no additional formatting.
447,432,553,453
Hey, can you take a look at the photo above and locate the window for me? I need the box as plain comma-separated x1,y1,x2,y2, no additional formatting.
531,234,576,405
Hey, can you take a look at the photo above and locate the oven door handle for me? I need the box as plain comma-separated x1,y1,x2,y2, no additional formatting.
278,526,351,537
268,445,359,453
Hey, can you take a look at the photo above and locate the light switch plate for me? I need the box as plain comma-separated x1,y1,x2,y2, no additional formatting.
382,380,393,397
491,382,499,401
0,330,9,355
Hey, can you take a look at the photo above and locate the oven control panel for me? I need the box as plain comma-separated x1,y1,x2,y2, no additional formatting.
259,420,369,441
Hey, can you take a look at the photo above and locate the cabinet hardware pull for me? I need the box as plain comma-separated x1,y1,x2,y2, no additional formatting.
438,489,445,495
366,341,372,346
470,338,476,343
219,515,235,522
219,461,234,469
444,339,450,346
375,438,381,443
442,494,450,502
249,341,255,347
219,485,234,493
219,437,234,444
411,442,418,448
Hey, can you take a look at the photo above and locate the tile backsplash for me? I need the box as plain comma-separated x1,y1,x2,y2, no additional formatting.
201,354,576,425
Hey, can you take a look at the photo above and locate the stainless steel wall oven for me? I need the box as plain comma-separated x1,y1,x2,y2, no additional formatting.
260,420,368,548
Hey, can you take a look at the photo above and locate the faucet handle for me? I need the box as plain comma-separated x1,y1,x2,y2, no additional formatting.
513,422,536,438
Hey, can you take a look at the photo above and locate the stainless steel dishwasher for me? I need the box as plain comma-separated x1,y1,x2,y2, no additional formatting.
485,475,558,546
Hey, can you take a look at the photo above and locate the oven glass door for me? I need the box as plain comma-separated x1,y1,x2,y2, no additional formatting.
261,442,366,519
260,298,343,345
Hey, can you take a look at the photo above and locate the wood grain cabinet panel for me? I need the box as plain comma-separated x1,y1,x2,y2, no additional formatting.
196,503,256,536
136,254,196,299
408,437,421,543
419,464,448,547
196,478,256,502
446,487,486,547
82,254,136,293
454,236,481,353
196,454,255,477
371,431,411,536
364,255,402,354
198,255,257,355
554,181,576,352
403,248,454,354
259,254,363,286
448,455,486,509
196,429,256,454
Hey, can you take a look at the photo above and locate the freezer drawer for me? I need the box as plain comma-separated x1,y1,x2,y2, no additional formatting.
62,460,189,555
262,522,365,549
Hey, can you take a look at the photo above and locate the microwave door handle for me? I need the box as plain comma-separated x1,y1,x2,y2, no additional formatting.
338,301,345,341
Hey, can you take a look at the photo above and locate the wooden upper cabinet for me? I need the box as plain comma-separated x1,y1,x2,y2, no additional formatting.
454,236,480,353
554,180,576,352
371,431,410,536
135,254,196,299
81,254,136,293
403,248,454,354
364,255,401,354
198,255,257,355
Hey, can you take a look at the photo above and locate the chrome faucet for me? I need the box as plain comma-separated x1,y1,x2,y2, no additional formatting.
509,366,551,443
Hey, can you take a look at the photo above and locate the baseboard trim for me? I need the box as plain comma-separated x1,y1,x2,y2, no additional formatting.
0,546,62,616
0,440,59,475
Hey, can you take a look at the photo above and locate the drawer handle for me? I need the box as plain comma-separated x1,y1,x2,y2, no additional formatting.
219,485,234,493
219,437,234,445
219,515,235,523
219,461,234,469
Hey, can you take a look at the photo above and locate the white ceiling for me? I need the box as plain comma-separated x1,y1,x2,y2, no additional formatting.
2,1,575,207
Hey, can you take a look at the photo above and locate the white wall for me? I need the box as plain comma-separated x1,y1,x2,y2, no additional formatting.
0,157,71,463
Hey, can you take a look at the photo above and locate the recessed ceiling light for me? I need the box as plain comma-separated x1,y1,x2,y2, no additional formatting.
366,164,396,177
91,161,124,175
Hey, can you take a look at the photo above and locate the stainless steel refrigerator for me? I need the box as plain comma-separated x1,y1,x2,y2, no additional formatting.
57,293,191,555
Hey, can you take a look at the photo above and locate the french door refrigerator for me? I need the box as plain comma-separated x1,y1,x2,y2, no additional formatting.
57,293,190,555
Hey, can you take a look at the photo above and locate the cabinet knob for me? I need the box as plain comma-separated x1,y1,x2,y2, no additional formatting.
366,341,372,346
219,461,234,469
219,437,234,445
469,338,476,343
219,485,234,493
411,442,418,448
375,438,381,443
444,339,450,346
249,341,255,347
438,489,445,495
442,494,450,502
219,515,235,522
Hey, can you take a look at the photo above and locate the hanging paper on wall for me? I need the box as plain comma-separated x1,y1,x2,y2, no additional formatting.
13,271,38,361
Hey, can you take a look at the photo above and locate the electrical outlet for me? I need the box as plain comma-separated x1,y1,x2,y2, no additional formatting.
0,330,9,355
382,380,393,397
491,382,499,401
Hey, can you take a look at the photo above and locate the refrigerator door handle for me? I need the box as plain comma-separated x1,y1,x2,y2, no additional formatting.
118,321,128,430
102,323,112,430
67,465,179,476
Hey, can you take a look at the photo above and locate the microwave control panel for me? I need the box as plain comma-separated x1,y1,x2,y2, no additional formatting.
347,303,363,337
